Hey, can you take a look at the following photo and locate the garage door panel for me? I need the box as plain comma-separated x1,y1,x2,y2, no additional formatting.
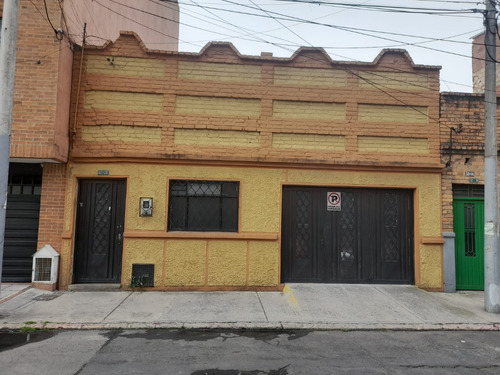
329,191,362,281
282,187,414,284
3,163,42,282
375,191,414,283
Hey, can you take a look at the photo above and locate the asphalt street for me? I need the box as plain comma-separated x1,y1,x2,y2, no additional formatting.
0,329,499,374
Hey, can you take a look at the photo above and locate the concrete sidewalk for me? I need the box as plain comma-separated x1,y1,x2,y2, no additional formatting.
0,283,499,331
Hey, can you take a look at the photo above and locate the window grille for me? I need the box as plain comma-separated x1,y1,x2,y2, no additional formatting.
132,264,155,287
453,184,484,198
168,180,239,232
34,258,52,282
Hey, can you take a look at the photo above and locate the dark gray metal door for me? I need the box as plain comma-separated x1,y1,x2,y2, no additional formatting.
281,187,414,284
74,179,126,283
3,163,42,282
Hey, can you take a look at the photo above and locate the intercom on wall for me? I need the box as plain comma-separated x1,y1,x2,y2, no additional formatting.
140,197,153,217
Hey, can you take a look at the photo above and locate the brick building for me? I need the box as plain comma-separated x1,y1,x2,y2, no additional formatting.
1,0,179,282
439,30,500,292
56,32,444,290
472,31,500,93
439,93,500,291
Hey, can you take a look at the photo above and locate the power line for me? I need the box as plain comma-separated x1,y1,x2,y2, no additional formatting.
116,1,480,92
151,0,486,62
267,0,479,15
70,1,486,95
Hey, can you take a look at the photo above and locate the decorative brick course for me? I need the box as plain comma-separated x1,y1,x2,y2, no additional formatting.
70,33,441,167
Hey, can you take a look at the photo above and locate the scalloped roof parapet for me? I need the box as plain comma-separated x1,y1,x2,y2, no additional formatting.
89,31,441,70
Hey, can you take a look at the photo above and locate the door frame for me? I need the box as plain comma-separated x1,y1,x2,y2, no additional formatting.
453,196,484,290
72,178,127,284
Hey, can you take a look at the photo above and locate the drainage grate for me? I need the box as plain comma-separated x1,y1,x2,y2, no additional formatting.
131,264,155,287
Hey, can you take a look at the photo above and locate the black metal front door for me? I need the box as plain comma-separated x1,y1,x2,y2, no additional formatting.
281,187,414,284
73,179,126,283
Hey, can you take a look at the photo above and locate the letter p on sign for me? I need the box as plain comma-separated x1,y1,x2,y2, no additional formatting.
327,192,341,211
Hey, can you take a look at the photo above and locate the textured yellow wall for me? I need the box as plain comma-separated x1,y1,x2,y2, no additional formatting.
165,240,206,286
358,71,429,91
63,163,442,289
358,104,428,123
123,239,164,287
176,96,261,117
82,125,162,143
66,163,286,233
84,91,163,112
273,67,347,87
419,245,442,289
272,133,345,151
249,241,280,286
273,100,346,120
86,55,166,77
358,136,429,154
178,61,261,83
208,241,247,286
127,167,167,231
174,129,260,147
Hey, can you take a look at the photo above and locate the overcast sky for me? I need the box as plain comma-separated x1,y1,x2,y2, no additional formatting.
177,0,486,93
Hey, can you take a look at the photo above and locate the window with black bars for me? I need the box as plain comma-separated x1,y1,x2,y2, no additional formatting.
452,184,484,198
168,180,239,232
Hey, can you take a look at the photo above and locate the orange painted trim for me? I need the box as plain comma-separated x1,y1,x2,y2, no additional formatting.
413,187,421,286
283,182,420,190
246,241,250,287
205,240,209,287
420,237,445,245
70,156,444,174
124,230,279,241
162,240,167,287
61,231,72,239
121,284,284,292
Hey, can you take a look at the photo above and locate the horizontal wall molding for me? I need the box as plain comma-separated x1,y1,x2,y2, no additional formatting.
420,237,445,245
124,230,279,241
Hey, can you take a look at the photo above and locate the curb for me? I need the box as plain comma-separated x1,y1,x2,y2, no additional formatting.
2,322,499,331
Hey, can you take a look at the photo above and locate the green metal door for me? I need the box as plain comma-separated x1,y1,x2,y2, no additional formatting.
453,198,484,290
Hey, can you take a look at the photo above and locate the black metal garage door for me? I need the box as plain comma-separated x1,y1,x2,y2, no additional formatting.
281,187,414,284
2,163,42,282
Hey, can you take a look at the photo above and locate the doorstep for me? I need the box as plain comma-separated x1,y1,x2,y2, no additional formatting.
68,284,121,291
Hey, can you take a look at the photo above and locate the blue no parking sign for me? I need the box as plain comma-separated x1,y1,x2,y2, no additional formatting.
327,192,341,211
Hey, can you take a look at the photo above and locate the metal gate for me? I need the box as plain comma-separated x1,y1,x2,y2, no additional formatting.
3,163,42,282
453,185,484,290
73,179,126,283
281,187,414,284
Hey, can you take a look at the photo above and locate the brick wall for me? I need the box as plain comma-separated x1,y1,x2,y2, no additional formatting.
37,163,67,253
0,0,71,162
471,32,500,94
70,33,441,169
440,92,500,231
